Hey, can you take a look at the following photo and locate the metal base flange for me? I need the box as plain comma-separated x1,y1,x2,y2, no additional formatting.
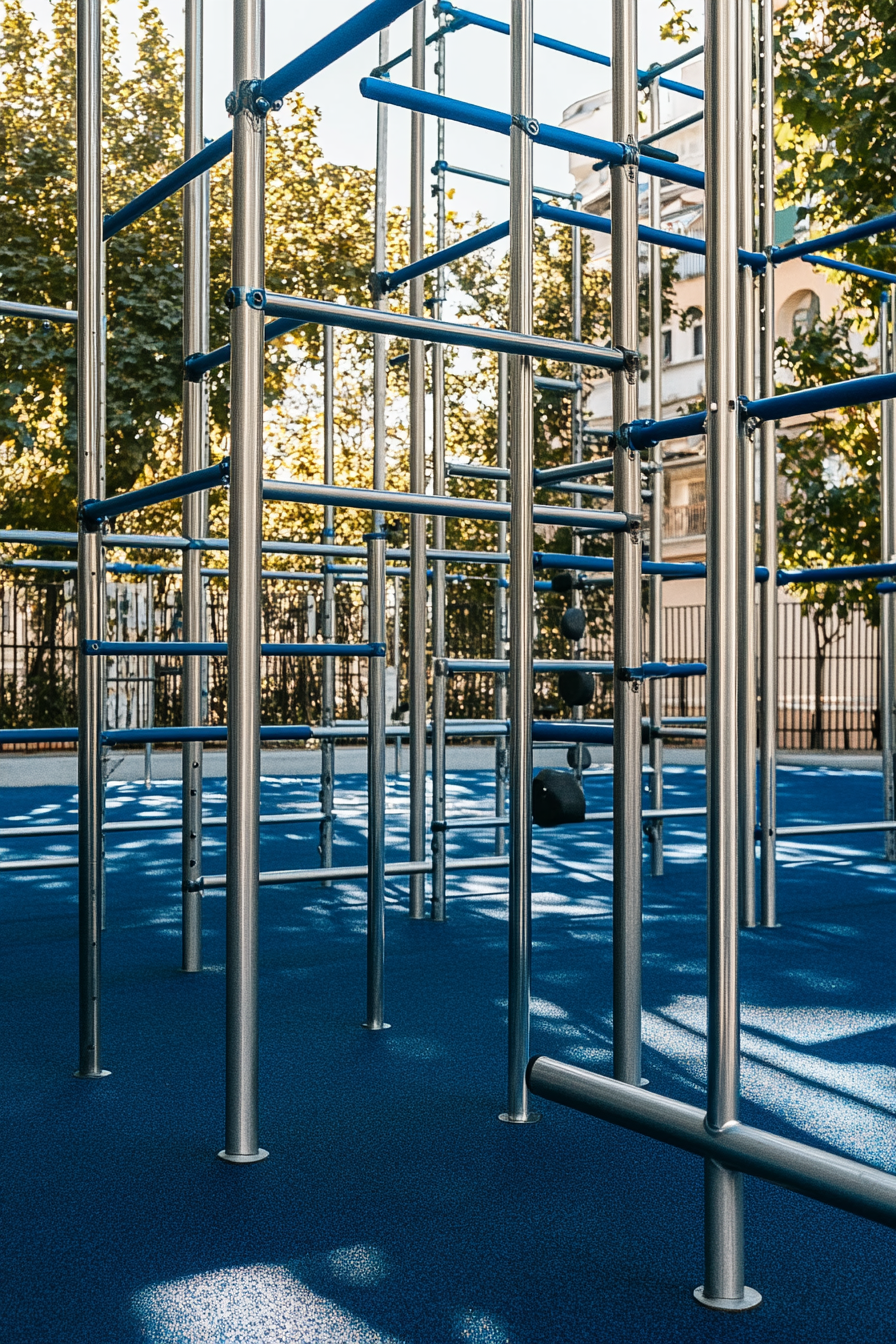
693,1285,762,1312
362,1022,391,1030
217,1148,269,1164
73,1069,111,1079
499,1111,541,1124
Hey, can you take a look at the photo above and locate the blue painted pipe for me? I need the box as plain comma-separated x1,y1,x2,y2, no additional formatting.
102,726,315,746
80,460,229,528
535,201,766,270
0,728,78,744
184,316,306,382
802,254,896,286
104,0,420,241
636,661,706,679
773,210,896,264
778,562,896,585
532,720,614,744
434,1,704,99
877,581,896,593
82,640,387,658
382,221,510,291
533,551,708,579
359,78,706,193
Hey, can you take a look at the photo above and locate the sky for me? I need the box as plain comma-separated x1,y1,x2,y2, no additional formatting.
28,0,704,225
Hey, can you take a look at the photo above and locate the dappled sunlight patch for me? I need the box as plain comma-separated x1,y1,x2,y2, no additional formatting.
450,1308,513,1343
132,1261,404,1343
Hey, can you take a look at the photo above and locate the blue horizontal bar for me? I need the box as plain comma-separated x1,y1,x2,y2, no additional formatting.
535,201,766,270
83,640,386,658
184,317,306,382
80,461,229,528
104,134,232,241
802,254,896,286
533,551,707,579
102,726,316,746
532,720,613,744
104,0,419,241
260,0,418,106
435,2,704,99
773,211,896,264
382,220,510,291
778,562,896,585
359,79,706,192
877,582,896,593
626,661,707,680
0,728,78,744
748,371,896,423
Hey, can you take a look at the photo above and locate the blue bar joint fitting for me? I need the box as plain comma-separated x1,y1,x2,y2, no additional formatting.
511,113,540,137
225,286,266,311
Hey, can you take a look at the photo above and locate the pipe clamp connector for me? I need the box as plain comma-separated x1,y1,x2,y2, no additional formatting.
511,113,540,137
224,287,266,311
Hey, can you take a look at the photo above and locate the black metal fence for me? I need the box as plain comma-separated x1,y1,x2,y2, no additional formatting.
0,576,882,753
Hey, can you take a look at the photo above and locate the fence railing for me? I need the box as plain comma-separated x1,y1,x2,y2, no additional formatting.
0,578,883,753
664,502,706,539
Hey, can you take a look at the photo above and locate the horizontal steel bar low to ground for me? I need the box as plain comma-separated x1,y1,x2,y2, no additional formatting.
261,291,627,371
102,0,420,239
261,478,632,533
80,461,229,528
773,210,896,264
776,820,896,836
83,640,385,658
359,78,706,192
0,299,77,323
802,254,896,286
0,811,325,840
0,728,78,744
526,1057,896,1228
201,853,511,890
444,804,709,830
439,658,613,674
0,856,79,872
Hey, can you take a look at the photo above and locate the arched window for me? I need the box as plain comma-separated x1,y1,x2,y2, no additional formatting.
777,288,821,340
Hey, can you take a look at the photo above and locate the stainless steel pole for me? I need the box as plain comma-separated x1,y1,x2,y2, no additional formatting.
611,0,643,1088
144,573,155,787
373,25,389,515
220,0,267,1164
570,199,585,778
320,325,336,884
736,0,757,928
365,532,389,1028
879,290,896,859
757,0,778,926
501,0,537,1125
494,353,509,856
697,0,760,1307
181,0,209,972
430,14,448,920
648,77,664,877
407,3,427,920
75,0,109,1080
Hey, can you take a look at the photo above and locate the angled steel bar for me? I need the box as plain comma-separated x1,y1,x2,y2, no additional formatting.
380,220,510,292
80,461,228,527
534,200,766,270
436,160,580,202
773,211,896,264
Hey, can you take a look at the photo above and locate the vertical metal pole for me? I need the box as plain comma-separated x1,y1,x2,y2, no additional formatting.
879,290,896,858
648,77,664,877
75,0,109,1080
696,0,760,1308
182,0,209,972
407,3,427,919
611,0,643,1089
570,202,585,778
501,0,537,1125
494,353,509,856
736,0,757,928
430,14,448,921
144,573,155,787
757,0,778,926
373,26,389,512
392,573,402,774
320,325,336,883
365,532,389,1029
220,0,267,1164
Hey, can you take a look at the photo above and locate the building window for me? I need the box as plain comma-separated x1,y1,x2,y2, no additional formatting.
792,291,820,337
662,329,672,363
693,323,704,357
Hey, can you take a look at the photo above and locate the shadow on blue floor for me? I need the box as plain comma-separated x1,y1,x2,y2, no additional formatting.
0,763,893,1342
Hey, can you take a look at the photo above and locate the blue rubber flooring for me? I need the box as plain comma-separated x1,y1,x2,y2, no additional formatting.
0,761,894,1343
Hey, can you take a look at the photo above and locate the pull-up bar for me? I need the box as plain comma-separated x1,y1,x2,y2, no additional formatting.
773,210,896,264
435,161,580,204
778,561,896,585
102,0,420,241
79,460,229,529
534,201,767,271
802,254,896,286
433,2,704,100
359,79,706,193
84,640,385,658
0,299,77,323
258,291,629,370
184,317,306,382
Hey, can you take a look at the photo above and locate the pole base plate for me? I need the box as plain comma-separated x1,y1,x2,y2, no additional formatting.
498,1111,541,1124
73,1069,111,1079
217,1149,269,1164
693,1286,762,1312
362,1022,391,1030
